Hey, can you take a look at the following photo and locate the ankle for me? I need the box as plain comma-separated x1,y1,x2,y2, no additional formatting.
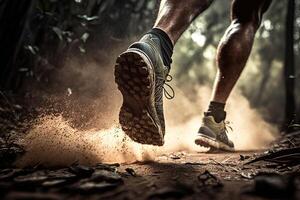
205,101,226,123
152,26,175,46
147,28,174,68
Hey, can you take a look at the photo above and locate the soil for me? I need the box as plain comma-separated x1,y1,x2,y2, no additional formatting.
1,150,299,200
0,94,299,200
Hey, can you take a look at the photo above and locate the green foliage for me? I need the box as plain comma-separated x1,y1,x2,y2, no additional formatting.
21,0,157,87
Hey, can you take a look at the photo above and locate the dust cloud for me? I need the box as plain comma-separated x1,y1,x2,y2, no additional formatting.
16,61,277,167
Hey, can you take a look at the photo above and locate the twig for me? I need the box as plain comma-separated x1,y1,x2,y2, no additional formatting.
209,158,239,172
245,147,300,165
221,156,232,164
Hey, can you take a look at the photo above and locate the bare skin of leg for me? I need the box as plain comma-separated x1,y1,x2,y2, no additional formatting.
154,0,214,45
211,0,272,103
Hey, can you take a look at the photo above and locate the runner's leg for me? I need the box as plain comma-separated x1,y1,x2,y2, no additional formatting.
211,0,272,104
154,0,214,44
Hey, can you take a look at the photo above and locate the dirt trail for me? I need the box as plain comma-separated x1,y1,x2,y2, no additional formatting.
2,150,299,200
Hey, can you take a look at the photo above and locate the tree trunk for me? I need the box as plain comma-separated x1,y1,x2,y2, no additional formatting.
283,0,296,131
0,0,35,90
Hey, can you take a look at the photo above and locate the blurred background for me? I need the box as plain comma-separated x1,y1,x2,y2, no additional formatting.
0,0,299,132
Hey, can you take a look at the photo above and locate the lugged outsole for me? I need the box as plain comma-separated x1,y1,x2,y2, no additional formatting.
195,134,234,152
114,51,164,146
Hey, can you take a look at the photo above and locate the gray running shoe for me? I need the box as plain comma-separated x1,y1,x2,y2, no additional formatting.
195,116,235,151
114,33,170,146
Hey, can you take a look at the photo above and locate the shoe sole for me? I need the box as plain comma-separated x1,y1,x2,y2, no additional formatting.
114,50,164,146
195,134,234,152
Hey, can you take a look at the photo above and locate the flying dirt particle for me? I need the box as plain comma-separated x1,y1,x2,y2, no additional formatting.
16,86,276,167
16,114,205,167
17,57,277,169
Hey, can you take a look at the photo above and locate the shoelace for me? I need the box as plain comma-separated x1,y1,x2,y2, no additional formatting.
163,74,175,99
224,121,233,133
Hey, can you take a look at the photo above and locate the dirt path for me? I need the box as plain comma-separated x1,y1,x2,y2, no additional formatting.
1,150,299,200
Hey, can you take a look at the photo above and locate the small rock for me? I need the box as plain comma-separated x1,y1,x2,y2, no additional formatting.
170,154,181,160
13,104,23,110
42,179,67,187
125,168,136,176
77,182,120,193
197,170,223,187
95,163,119,172
91,170,123,183
240,155,250,161
240,172,254,179
47,169,77,180
69,165,94,177
0,169,23,181
14,174,48,184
